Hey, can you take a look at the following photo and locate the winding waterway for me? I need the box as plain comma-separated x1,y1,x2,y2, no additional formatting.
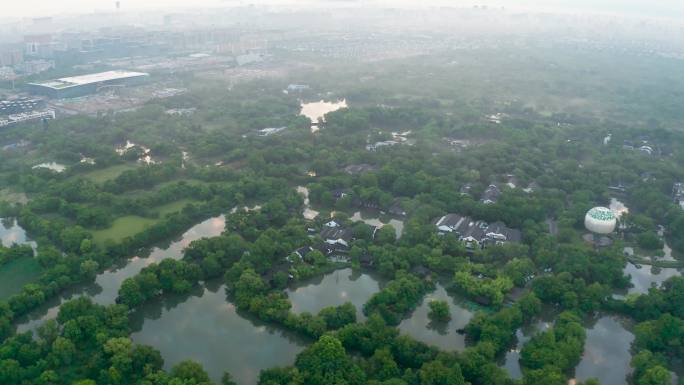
15,215,226,333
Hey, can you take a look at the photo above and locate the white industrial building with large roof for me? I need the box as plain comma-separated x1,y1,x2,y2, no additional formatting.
28,70,149,98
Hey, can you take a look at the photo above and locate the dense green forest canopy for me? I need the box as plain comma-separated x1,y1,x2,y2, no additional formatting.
0,41,683,385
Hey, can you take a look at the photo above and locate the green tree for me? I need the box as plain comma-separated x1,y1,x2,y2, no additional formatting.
428,300,451,322
118,278,143,307
295,335,366,385
221,372,237,385
638,366,671,385
375,225,397,244
171,360,210,383
523,368,565,385
636,231,664,251
51,336,76,365
80,259,99,279
418,360,465,385
367,348,400,381
233,268,268,309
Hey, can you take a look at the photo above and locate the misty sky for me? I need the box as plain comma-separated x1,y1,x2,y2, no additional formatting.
3,0,684,19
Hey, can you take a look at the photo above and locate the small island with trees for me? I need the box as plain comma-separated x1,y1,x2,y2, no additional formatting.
428,300,451,323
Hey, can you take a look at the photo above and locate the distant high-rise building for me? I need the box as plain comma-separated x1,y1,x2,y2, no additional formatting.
0,49,23,67
24,34,58,58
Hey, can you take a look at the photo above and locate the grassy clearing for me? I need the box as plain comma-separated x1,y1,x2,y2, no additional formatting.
77,164,138,184
0,257,42,299
85,198,200,247
91,215,158,247
154,199,199,216
121,178,208,199
152,179,207,191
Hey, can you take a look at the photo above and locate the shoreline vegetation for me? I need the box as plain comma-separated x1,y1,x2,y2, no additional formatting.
0,15,683,385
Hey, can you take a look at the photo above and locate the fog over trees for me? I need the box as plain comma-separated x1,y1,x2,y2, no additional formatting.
0,1,683,385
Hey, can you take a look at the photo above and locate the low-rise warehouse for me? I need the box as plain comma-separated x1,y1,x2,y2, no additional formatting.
28,70,149,98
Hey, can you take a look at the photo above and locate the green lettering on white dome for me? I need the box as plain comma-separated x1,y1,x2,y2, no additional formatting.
588,207,615,221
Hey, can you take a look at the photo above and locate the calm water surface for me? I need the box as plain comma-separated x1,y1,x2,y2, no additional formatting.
286,268,384,320
15,215,226,333
0,218,37,249
500,315,634,385
130,281,307,385
500,316,554,379
622,262,681,295
574,316,634,385
397,283,473,351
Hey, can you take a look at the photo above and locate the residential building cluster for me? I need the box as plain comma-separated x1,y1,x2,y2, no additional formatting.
480,184,502,204
674,183,684,209
434,213,521,250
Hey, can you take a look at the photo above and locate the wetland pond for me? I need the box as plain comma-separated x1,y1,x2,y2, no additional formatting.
286,268,385,321
500,318,553,379
15,215,226,333
134,267,390,385
501,315,639,385
1,218,37,249
397,283,473,351
0,218,39,298
574,316,634,385
620,262,681,296
130,280,307,385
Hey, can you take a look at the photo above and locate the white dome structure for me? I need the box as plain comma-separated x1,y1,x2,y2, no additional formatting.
584,207,617,234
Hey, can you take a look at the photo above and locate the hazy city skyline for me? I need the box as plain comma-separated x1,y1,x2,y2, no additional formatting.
3,0,684,19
